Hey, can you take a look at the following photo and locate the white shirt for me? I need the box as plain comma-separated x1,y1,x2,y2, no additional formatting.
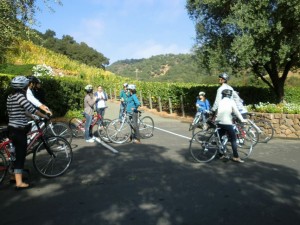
216,97,245,125
211,83,239,111
95,91,107,109
26,88,42,107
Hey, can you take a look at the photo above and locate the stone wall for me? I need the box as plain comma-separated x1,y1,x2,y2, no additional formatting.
251,113,300,139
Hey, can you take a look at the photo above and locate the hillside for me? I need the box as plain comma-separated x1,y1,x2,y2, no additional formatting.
107,54,208,83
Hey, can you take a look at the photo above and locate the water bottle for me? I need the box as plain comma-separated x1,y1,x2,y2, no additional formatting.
233,125,239,134
221,135,228,145
8,143,16,161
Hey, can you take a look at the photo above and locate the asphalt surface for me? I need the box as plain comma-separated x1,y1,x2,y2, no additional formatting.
1,101,300,225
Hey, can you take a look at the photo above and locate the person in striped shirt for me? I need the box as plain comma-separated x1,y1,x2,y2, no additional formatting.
7,76,49,190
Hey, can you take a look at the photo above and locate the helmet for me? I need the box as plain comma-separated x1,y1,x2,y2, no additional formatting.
199,91,205,96
219,73,229,81
11,76,29,89
27,76,39,84
84,84,93,92
123,83,128,87
221,89,233,98
127,84,136,90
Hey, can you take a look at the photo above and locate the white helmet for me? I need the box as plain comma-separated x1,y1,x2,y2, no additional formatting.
127,84,136,90
123,83,128,87
11,76,29,89
84,84,93,92
199,91,205,96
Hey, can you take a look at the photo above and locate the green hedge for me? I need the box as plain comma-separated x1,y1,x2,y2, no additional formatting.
1,73,299,123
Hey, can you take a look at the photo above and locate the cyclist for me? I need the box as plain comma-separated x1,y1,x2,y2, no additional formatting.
94,85,108,127
119,83,129,120
26,76,52,115
7,76,49,190
84,84,97,143
211,73,239,113
195,91,210,129
216,89,247,163
126,84,141,144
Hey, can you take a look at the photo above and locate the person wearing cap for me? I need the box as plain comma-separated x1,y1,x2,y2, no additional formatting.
84,84,97,143
119,83,129,120
195,91,211,126
26,76,52,115
126,84,141,144
7,76,49,190
211,73,239,112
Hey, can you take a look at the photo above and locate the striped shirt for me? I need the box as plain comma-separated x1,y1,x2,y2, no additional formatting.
7,92,37,128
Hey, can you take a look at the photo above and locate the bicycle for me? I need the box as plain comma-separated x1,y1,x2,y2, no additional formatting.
189,120,253,163
189,111,210,136
247,113,274,143
29,119,73,144
106,109,154,144
69,112,111,142
0,118,73,183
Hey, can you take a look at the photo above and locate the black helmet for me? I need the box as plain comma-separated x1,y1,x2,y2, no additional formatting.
221,89,232,98
11,76,29,89
219,73,229,81
27,76,39,84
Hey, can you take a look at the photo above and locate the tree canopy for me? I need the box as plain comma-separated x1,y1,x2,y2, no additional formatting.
0,0,61,63
186,0,300,102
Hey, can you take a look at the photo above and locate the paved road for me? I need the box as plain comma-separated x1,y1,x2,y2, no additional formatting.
1,101,300,225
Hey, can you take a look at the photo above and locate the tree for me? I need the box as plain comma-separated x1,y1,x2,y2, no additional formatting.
186,0,300,103
0,0,61,63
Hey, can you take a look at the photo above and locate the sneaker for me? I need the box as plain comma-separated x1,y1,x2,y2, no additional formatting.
133,139,141,144
86,139,95,143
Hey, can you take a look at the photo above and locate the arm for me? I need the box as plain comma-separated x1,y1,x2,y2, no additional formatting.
27,88,52,115
232,101,246,123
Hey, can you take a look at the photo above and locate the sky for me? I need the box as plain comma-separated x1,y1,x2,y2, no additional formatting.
33,0,196,65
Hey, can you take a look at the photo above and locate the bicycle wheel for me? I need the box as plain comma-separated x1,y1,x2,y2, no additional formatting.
139,116,154,139
189,130,218,163
33,136,73,178
97,119,112,143
255,119,274,143
0,152,8,183
45,122,73,144
237,123,259,147
191,123,205,137
69,118,85,138
235,130,253,159
106,119,131,144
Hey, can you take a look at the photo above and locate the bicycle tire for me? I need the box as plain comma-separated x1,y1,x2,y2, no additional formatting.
139,116,154,139
237,123,259,147
255,119,274,143
189,130,218,163
235,130,253,159
106,119,131,144
69,117,85,138
33,136,73,178
191,123,205,137
0,151,8,183
97,119,112,143
44,122,73,144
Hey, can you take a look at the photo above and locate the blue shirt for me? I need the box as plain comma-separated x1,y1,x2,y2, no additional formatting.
126,93,141,113
196,99,210,112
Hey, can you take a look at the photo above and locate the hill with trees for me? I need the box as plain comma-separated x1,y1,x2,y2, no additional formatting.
107,54,264,86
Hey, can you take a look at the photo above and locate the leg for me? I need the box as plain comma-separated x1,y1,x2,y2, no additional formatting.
132,111,141,142
84,113,93,141
8,127,28,187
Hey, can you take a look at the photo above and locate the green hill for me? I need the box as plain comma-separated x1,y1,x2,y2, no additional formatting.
107,54,210,83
